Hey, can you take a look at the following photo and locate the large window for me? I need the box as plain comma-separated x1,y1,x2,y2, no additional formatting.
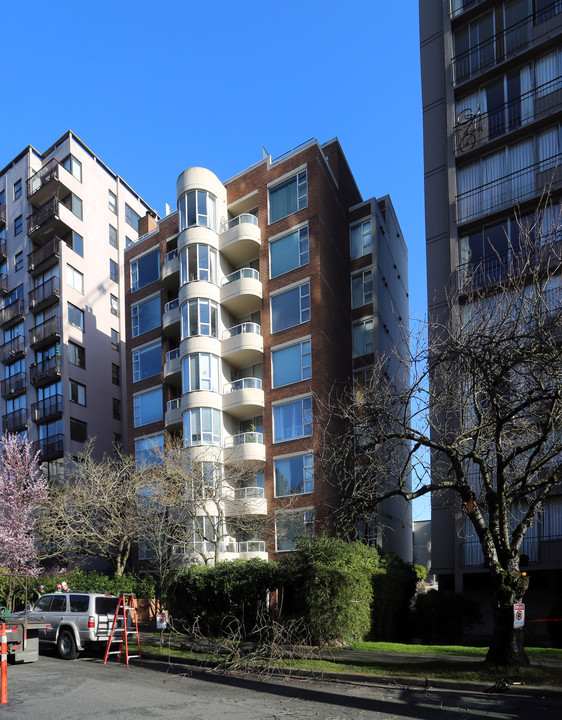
275,509,314,552
131,295,161,337
65,230,83,257
273,396,313,443
182,353,220,393
109,225,118,248
181,298,218,339
132,341,162,382
351,269,373,308
270,226,309,278
61,193,83,220
353,317,374,357
131,250,160,291
183,407,221,446
70,418,87,443
62,155,82,182
269,170,307,223
178,190,216,231
270,283,310,333
133,387,163,427
135,433,164,469
274,454,314,496
272,339,311,387
350,220,372,259
68,303,84,331
69,379,86,406
180,244,218,285
125,204,141,231
66,264,84,294
68,341,85,368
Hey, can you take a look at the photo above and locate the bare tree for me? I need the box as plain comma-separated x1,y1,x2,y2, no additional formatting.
322,209,562,666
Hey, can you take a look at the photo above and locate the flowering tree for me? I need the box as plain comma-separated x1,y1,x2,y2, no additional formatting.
0,433,48,608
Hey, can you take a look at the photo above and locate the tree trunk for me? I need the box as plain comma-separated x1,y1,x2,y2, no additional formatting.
485,568,530,666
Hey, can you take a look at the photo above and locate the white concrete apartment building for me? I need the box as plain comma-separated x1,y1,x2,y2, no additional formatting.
0,131,156,478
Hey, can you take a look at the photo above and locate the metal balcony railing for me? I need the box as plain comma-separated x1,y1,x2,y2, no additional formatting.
2,408,28,433
450,0,485,19
223,267,259,285
27,158,62,197
29,315,62,347
0,299,25,327
0,239,6,258
234,487,265,500
31,394,63,423
29,275,60,309
0,335,26,364
0,274,7,294
1,371,26,398
30,355,62,385
36,433,64,459
27,236,61,273
223,213,259,231
0,202,5,227
224,432,264,447
224,377,262,394
27,197,59,236
222,322,261,341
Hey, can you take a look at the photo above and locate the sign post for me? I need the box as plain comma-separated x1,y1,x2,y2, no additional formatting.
514,603,525,629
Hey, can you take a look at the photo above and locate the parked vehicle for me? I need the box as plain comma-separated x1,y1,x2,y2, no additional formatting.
0,613,51,663
27,592,120,659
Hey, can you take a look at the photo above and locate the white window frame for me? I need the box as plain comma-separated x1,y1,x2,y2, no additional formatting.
131,249,160,292
269,223,309,278
66,264,84,294
133,386,163,427
132,341,162,383
268,168,308,224
353,317,375,358
131,293,161,338
350,220,372,260
351,269,373,309
270,280,310,333
68,302,84,331
272,394,313,443
271,337,311,388
274,452,314,497
275,508,314,552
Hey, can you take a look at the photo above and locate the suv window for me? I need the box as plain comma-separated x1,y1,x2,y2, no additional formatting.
34,596,53,612
51,595,67,612
69,594,89,613
95,597,118,615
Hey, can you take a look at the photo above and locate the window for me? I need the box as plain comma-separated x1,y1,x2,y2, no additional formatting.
353,317,374,357
108,190,117,214
134,387,163,427
70,418,87,443
275,454,314,496
350,220,372,260
131,295,161,337
65,230,83,257
111,329,119,350
61,193,83,220
112,363,120,386
14,216,22,235
132,341,162,382
68,341,85,368
179,244,218,285
181,298,218,339
110,294,119,316
13,179,22,200
14,252,23,272
351,269,373,308
66,264,84,294
269,170,308,223
110,259,118,283
183,407,221,446
125,204,140,231
62,155,82,182
68,303,84,331
270,283,310,333
113,397,121,420
135,434,164,469
182,353,220,393
109,225,118,248
272,339,311,387
69,379,86,406
178,190,216,231
131,249,160,291
273,396,313,443
275,509,314,552
270,226,309,278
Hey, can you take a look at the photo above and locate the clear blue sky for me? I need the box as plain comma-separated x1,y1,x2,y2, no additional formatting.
2,0,429,520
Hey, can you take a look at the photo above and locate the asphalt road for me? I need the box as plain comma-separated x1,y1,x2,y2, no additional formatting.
2,651,562,720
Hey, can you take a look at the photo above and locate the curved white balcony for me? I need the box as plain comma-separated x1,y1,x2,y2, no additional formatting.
222,378,264,419
165,398,182,430
221,322,263,367
219,214,261,266
223,432,265,464
163,348,181,385
179,279,221,305
237,539,268,560
220,268,262,316
225,486,267,517
181,389,222,412
162,249,179,289
163,298,180,337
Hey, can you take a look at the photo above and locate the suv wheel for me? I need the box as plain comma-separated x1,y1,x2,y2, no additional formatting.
57,629,79,660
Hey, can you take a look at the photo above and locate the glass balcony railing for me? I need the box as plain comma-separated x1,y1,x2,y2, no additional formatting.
224,377,262,394
164,248,178,263
234,487,265,500
223,267,259,285
225,213,259,230
224,432,264,447
166,398,180,412
164,298,179,313
222,322,261,341
238,540,266,553
165,348,180,363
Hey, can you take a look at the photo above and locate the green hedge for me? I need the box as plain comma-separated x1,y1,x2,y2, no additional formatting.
370,553,418,642
411,590,482,644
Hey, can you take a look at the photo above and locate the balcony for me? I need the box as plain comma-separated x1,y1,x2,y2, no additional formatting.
27,159,71,207
30,355,62,387
455,76,562,156
28,236,61,276
223,432,265,464
29,275,60,313
457,153,562,224
31,394,63,424
221,322,263,367
0,335,26,364
27,198,73,245
222,378,264,419
237,540,267,560
165,398,182,431
2,408,28,433
0,274,7,296
220,268,262,316
1,371,26,399
163,298,180,337
162,248,179,289
0,238,6,262
219,214,261,265
452,3,562,85
36,433,64,460
450,0,485,20
29,315,62,350
0,202,5,231
163,348,181,385
226,486,267,517
0,299,25,329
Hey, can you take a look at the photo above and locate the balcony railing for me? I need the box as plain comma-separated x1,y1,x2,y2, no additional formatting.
224,432,264,447
164,298,179,313
0,202,5,228
29,275,60,310
164,248,178,262
29,315,62,348
0,335,26,364
238,540,266,553
2,408,28,433
28,236,61,274
31,394,63,423
30,355,62,385
0,274,7,294
224,213,259,230
234,487,265,500
457,153,562,224
27,158,63,198
222,322,261,341
452,2,562,84
223,267,259,285
224,377,262,394
166,398,180,412
0,299,25,328
0,239,6,258
1,371,26,398
36,433,64,459
27,197,59,236
450,0,484,19
165,348,180,363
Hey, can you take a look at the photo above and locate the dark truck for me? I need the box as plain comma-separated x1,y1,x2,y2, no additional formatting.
1,612,51,663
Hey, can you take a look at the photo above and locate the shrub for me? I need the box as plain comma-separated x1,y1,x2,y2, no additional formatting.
370,553,417,642
411,590,482,644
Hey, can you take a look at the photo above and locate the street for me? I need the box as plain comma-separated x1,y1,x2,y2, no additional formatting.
2,651,561,720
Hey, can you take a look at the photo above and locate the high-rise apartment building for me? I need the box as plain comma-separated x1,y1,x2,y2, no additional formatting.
420,0,562,602
0,131,155,479
125,138,412,563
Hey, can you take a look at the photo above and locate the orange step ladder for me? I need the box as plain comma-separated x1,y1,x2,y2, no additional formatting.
103,593,142,667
